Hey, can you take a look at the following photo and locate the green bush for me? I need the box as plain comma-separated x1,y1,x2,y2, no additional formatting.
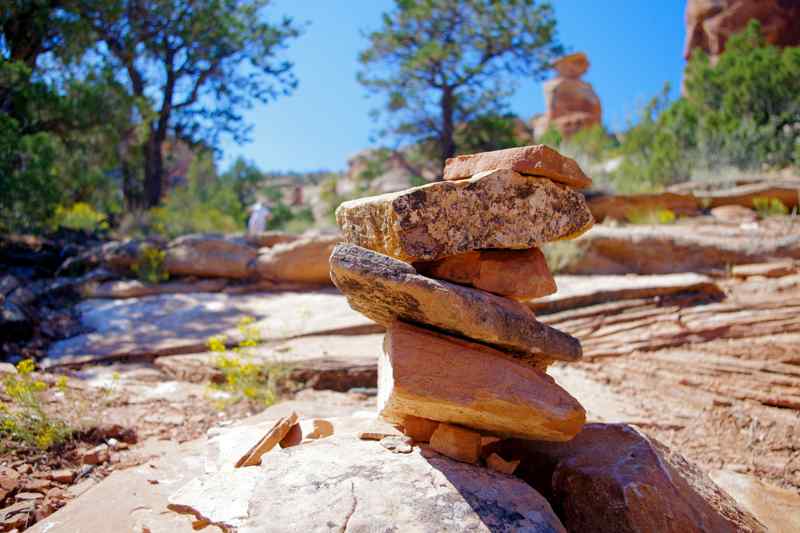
0,360,74,450
132,244,169,284
54,202,109,232
752,197,789,218
613,21,800,192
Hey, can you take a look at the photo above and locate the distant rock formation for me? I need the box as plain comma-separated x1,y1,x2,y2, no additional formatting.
532,52,602,138
685,0,800,61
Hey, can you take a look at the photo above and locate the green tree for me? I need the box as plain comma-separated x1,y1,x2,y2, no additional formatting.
358,0,561,169
75,0,301,209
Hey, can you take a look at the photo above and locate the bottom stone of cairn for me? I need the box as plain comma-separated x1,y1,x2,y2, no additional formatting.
378,322,586,443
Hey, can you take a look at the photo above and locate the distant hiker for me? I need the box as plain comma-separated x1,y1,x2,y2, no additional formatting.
247,202,271,234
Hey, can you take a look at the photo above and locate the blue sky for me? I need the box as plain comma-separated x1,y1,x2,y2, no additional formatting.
219,1,686,173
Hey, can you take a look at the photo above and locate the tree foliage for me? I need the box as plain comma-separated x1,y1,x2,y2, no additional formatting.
358,0,561,169
614,21,800,192
75,0,301,209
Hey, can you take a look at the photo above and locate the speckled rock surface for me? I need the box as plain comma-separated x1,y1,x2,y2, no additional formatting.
330,244,582,362
444,146,593,189
335,169,593,262
168,434,567,533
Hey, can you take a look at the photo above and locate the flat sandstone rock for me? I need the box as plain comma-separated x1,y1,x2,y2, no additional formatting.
330,244,582,362
378,322,585,441
443,145,593,189
336,169,593,262
415,248,556,300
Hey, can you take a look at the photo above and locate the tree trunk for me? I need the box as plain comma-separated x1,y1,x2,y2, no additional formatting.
440,88,456,174
142,132,164,208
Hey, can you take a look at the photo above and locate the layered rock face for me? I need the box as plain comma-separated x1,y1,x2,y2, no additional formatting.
685,0,800,62
532,52,602,138
333,145,594,447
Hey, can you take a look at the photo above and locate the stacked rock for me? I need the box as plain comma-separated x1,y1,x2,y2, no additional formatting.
331,145,594,467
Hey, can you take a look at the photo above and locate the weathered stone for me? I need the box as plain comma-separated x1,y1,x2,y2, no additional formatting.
486,453,520,476
82,444,109,465
244,231,300,248
87,278,227,299
401,415,439,443
443,145,592,189
168,432,566,532
501,423,766,533
731,260,796,279
414,248,556,300
587,191,701,222
532,54,602,138
685,0,800,62
48,470,75,485
378,322,585,441
710,205,757,223
336,169,593,262
379,435,414,454
357,418,403,441
164,234,256,279
235,412,298,467
429,424,482,464
279,419,334,448
254,234,340,285
331,244,582,361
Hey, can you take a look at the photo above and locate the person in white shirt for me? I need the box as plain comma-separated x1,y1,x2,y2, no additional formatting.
247,202,271,235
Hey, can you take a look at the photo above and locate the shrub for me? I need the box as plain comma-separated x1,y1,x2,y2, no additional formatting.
626,208,677,225
752,197,789,218
54,202,108,232
0,360,74,450
207,317,293,408
132,244,169,284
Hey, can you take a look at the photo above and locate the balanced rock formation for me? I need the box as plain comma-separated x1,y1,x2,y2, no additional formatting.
685,0,800,62
332,144,592,448
336,167,593,262
330,244,581,362
532,52,602,138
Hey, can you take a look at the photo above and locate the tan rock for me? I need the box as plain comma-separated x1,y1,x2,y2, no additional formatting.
48,470,75,484
710,204,757,223
254,235,340,285
244,231,300,248
443,146,592,189
414,248,556,300
164,234,256,279
378,322,585,441
429,424,482,464
685,0,800,61
553,52,589,78
82,444,109,465
357,418,403,441
336,169,593,262
331,244,582,361
502,423,766,532
235,412,298,467
401,416,439,443
379,435,414,454
486,453,520,476
279,419,335,448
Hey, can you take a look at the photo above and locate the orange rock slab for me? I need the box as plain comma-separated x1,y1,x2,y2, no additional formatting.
443,145,592,189
429,424,482,464
378,322,585,441
414,248,556,300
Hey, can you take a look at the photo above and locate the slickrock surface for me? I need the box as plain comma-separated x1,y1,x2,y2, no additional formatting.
254,234,340,285
336,169,593,262
443,145,593,189
378,322,585,441
330,244,582,362
414,248,556,300
500,424,766,533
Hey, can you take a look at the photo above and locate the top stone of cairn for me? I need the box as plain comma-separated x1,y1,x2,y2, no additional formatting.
553,52,589,79
443,144,592,189
335,168,593,263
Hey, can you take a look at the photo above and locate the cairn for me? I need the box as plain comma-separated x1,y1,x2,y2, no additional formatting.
331,145,594,468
